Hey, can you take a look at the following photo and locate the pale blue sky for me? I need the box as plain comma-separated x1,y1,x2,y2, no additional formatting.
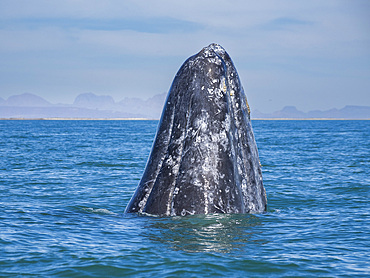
0,0,369,113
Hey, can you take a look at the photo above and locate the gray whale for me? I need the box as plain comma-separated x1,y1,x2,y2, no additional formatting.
125,43,267,216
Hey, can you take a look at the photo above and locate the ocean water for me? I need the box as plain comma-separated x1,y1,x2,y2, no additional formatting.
0,120,369,277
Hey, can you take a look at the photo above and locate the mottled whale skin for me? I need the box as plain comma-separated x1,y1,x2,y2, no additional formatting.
125,43,267,216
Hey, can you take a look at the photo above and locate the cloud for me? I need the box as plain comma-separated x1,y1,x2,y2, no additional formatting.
0,0,369,112
262,17,314,31
1,17,204,34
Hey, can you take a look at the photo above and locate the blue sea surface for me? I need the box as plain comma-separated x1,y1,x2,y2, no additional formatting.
0,120,369,277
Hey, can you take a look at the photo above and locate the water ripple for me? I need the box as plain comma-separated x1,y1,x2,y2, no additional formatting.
0,120,369,277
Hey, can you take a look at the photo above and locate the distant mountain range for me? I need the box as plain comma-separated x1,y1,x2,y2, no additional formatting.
0,93,369,119
253,105,370,119
0,93,166,119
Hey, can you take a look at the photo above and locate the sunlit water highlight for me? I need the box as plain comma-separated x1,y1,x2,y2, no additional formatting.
0,120,369,277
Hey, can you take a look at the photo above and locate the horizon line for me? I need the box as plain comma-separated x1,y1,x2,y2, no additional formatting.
1,117,369,121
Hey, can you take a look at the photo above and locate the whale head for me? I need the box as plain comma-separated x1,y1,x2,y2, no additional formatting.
125,44,267,216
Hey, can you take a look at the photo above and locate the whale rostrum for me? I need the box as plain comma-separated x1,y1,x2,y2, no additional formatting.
125,43,267,216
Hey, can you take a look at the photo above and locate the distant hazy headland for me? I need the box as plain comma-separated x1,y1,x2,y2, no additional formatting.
0,93,369,120
0,93,165,119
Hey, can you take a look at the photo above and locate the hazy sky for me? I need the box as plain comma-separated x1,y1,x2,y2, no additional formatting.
0,0,369,113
